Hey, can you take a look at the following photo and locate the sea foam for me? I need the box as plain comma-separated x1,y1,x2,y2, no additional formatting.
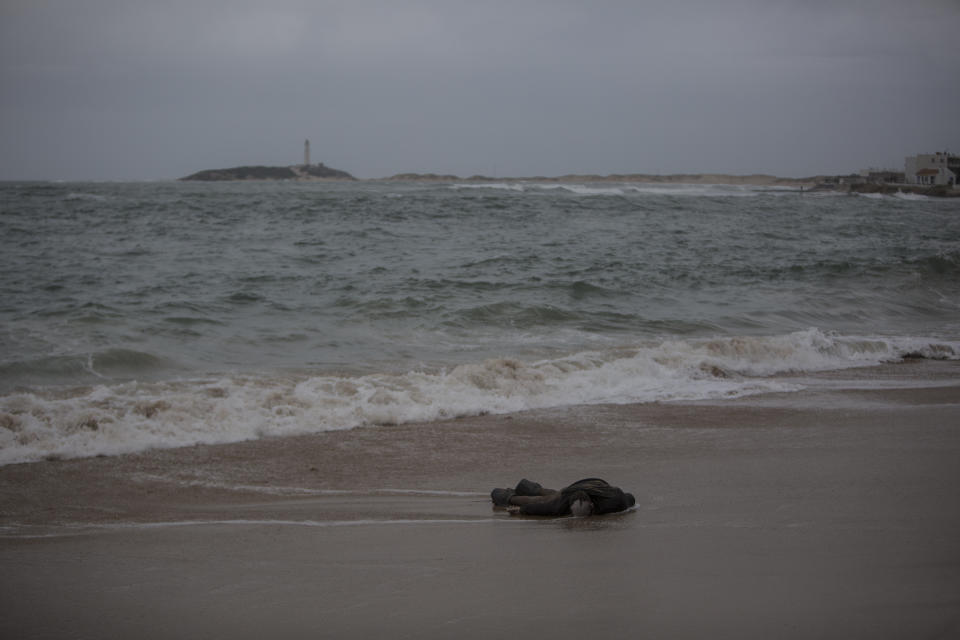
1,329,956,465
449,182,775,197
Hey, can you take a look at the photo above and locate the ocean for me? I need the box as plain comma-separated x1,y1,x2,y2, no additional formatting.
1,180,959,465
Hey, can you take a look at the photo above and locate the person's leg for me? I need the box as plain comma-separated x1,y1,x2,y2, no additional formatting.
491,479,557,506
507,495,553,506
514,479,556,496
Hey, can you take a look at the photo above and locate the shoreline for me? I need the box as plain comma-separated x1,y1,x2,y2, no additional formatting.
2,360,958,638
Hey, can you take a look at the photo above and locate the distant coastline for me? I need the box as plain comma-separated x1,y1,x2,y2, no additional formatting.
383,173,958,196
181,166,814,187
178,165,958,196
382,172,817,188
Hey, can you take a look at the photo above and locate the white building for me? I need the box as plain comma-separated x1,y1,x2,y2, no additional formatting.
905,151,956,187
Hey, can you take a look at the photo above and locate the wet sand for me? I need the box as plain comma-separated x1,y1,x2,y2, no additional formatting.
2,361,959,639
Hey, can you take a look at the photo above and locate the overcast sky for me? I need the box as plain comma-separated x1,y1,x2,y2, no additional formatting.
1,0,958,180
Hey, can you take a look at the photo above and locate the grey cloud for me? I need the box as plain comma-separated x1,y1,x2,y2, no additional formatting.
1,1,958,180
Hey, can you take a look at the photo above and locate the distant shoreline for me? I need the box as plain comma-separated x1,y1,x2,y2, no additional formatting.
381,173,959,196
176,165,959,196
382,172,820,188
181,165,816,187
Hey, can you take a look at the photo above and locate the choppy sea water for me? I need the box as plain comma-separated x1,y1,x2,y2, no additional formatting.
1,180,959,464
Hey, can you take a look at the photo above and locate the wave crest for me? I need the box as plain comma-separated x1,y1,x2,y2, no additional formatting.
0,349,179,390
1,329,956,465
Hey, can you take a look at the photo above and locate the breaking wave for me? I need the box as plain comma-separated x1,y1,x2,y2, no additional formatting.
1,329,956,465
450,182,793,197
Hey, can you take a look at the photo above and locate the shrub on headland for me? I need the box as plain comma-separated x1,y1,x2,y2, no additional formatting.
849,183,959,198
181,164,355,181
181,166,298,181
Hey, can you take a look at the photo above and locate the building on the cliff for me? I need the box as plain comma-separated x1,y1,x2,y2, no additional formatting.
905,151,957,187
304,139,311,167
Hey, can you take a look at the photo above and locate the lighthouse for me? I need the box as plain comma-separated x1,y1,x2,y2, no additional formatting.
304,139,311,167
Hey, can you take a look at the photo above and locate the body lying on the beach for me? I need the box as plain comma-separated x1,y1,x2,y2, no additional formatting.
491,478,635,516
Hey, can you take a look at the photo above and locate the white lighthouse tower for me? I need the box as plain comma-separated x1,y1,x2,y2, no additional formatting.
304,139,311,167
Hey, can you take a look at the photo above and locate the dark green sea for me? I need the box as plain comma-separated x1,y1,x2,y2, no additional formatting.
1,180,958,463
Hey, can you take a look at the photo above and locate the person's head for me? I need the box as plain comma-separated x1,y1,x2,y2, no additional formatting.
624,493,636,508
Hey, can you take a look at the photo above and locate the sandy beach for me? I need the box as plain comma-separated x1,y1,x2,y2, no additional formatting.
2,360,959,639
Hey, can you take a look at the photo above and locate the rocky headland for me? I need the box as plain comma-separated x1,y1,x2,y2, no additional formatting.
181,163,355,181
843,182,960,198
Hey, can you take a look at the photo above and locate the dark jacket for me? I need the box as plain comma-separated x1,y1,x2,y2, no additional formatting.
517,478,635,516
